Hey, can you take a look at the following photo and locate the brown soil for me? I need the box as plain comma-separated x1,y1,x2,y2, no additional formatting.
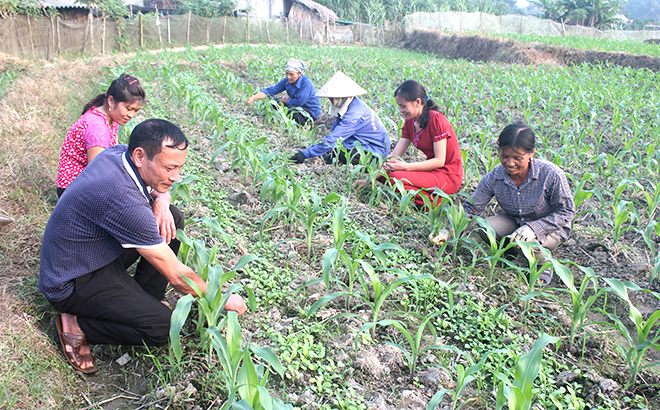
403,30,660,71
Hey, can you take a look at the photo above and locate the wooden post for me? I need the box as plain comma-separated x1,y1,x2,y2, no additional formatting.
50,16,55,57
156,4,162,47
26,13,35,58
139,12,143,48
325,16,328,44
266,19,270,43
102,16,106,54
206,23,209,43
246,14,250,43
333,19,336,44
259,19,262,42
299,21,302,42
116,18,122,51
82,9,91,53
46,16,51,59
223,14,226,43
167,16,171,45
286,19,289,43
186,10,191,44
90,9,94,51
129,4,133,18
56,16,61,54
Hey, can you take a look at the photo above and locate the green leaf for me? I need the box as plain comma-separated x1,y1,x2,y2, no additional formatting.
169,294,194,362
513,333,560,392
251,346,286,378
426,389,449,410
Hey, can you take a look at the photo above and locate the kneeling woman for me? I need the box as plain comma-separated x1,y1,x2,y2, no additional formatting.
381,80,463,207
463,123,575,285
247,58,322,126
290,71,390,165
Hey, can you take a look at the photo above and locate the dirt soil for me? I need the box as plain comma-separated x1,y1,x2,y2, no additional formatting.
403,30,660,71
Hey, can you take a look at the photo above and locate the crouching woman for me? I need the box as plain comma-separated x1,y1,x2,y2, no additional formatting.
463,123,575,285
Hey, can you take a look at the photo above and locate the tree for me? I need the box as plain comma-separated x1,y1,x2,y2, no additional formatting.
75,0,128,18
624,0,660,25
529,0,623,28
0,0,42,18
176,0,236,18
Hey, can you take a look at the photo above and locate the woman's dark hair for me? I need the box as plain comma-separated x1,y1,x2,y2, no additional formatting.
497,123,536,153
82,73,145,115
128,119,188,160
394,80,440,129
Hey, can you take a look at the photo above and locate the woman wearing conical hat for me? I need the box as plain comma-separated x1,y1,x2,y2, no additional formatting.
247,58,322,126
289,71,391,165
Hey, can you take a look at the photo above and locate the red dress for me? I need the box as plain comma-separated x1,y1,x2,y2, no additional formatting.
387,110,463,206
57,107,118,189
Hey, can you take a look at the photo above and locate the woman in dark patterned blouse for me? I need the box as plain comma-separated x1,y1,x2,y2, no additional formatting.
463,123,575,285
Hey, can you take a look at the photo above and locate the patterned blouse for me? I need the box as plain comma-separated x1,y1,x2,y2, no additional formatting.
56,107,118,189
464,159,575,242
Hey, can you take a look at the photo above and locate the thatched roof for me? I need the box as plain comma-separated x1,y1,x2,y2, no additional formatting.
285,0,338,22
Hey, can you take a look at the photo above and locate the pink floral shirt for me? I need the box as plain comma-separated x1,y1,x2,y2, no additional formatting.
56,107,118,189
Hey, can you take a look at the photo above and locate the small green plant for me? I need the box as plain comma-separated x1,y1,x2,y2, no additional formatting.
427,349,506,410
308,269,435,338
548,260,608,350
495,333,560,410
207,312,292,410
595,278,660,388
356,311,464,382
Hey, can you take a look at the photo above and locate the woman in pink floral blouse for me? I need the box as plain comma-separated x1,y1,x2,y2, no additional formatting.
56,73,145,198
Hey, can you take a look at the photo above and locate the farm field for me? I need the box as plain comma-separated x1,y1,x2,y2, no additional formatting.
1,42,660,410
493,33,660,58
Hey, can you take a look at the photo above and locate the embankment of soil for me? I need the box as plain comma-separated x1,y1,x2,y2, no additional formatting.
403,30,660,71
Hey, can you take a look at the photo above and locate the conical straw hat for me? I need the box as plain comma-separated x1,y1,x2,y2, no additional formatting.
316,70,367,98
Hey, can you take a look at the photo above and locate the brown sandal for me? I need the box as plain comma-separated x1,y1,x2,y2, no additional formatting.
51,315,98,374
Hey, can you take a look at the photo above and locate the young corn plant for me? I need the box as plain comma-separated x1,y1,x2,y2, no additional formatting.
355,311,464,382
308,267,435,338
594,278,660,388
317,231,402,310
474,218,519,287
208,312,292,410
495,333,560,410
171,239,258,349
427,349,507,410
548,260,608,350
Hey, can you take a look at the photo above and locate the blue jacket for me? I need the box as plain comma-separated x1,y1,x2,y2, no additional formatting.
302,98,390,159
262,75,322,119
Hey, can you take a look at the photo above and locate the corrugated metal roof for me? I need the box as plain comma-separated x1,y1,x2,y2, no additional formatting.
41,0,144,8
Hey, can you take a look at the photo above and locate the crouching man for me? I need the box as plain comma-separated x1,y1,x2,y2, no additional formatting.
39,119,246,374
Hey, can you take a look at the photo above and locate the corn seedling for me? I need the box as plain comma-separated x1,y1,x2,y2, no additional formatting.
495,333,560,410
206,312,292,410
308,269,435,338
427,349,507,410
170,250,258,349
356,311,465,382
594,278,660,388
548,260,608,350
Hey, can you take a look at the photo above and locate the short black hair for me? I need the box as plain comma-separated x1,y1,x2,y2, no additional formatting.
497,123,535,153
127,119,188,160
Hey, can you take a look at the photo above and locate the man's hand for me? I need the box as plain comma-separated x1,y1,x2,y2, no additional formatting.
289,151,305,164
152,192,176,243
224,294,248,316
511,225,536,242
